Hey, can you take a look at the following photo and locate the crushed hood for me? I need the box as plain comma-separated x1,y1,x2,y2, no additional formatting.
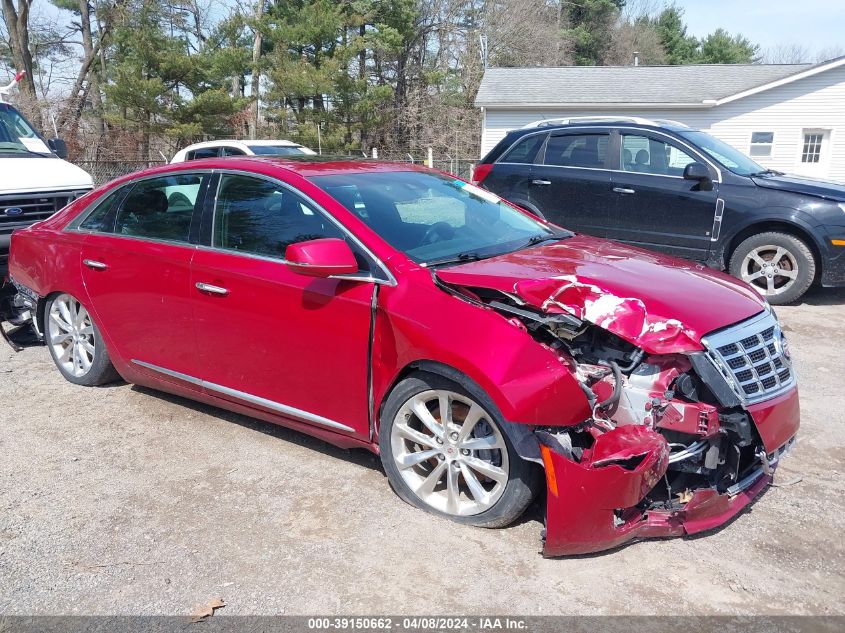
435,235,766,354
751,173,845,201
0,156,93,195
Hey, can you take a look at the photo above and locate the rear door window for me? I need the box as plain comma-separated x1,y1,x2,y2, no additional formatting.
544,133,609,168
113,174,204,243
76,188,126,233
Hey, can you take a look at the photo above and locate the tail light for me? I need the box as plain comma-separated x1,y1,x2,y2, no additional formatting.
471,163,493,185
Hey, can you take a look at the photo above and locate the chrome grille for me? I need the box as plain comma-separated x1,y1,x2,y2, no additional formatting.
0,189,90,228
702,310,795,405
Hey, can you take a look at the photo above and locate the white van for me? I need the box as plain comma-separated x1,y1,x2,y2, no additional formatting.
1,74,93,277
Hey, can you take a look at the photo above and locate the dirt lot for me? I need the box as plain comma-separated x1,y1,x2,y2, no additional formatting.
1,288,844,616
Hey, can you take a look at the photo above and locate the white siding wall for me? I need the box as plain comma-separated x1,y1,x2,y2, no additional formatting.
480,63,845,182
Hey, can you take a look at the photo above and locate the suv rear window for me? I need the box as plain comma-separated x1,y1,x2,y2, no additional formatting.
500,134,545,164
544,134,609,168
187,147,219,160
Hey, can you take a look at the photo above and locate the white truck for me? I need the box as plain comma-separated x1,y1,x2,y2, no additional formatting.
1,72,94,275
1,72,93,339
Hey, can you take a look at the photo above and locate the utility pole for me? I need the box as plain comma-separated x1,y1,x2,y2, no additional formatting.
317,120,324,155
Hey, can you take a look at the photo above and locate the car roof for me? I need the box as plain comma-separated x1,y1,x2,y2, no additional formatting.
234,139,303,147
180,139,302,151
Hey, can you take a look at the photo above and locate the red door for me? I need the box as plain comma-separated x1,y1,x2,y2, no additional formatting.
80,234,198,386
189,173,375,438
78,173,205,389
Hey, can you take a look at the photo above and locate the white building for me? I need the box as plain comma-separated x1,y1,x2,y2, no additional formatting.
476,57,845,181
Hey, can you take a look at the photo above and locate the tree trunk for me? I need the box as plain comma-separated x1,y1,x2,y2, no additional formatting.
358,24,365,80
249,0,264,139
1,0,41,128
79,0,105,137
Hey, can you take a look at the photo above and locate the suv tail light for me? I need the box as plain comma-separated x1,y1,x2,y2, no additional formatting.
471,163,493,185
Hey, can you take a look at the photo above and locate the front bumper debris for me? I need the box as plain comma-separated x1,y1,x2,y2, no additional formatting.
0,278,41,350
540,424,796,557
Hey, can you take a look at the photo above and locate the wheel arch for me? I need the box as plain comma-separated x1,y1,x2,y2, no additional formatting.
725,219,823,281
34,293,52,340
375,359,544,464
38,290,83,340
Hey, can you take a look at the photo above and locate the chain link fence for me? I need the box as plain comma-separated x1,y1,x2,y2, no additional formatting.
76,161,167,186
75,156,477,186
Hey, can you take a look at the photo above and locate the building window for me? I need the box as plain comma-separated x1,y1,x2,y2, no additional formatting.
801,132,824,163
749,132,774,157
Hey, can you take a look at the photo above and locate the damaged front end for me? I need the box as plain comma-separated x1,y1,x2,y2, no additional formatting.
439,275,799,556
0,278,42,350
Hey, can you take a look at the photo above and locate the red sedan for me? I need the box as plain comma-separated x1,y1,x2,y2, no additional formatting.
6,158,799,555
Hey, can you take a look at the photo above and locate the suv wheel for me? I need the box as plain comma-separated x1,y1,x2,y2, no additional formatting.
729,232,815,305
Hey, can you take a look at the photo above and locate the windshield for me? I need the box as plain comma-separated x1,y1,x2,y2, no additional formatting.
678,130,764,176
248,144,309,156
0,103,51,156
310,170,565,265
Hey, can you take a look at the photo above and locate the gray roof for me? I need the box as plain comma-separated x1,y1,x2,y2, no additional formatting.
475,63,814,107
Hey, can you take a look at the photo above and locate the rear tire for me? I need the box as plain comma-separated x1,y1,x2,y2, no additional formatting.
729,231,815,305
379,371,539,528
45,292,119,386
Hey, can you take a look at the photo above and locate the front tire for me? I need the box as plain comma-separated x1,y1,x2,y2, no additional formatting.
45,292,119,386
729,231,815,305
379,372,539,528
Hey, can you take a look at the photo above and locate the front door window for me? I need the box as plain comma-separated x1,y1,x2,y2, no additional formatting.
620,134,696,177
213,174,344,259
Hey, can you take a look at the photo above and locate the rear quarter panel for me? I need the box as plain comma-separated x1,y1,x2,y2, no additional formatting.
8,192,105,315
9,228,87,312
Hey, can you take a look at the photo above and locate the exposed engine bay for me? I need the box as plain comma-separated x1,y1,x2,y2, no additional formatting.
439,279,798,555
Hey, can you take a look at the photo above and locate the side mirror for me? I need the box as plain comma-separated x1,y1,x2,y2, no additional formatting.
48,138,68,159
683,161,710,181
284,238,358,278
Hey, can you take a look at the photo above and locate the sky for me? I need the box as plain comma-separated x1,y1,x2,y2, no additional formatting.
672,0,845,60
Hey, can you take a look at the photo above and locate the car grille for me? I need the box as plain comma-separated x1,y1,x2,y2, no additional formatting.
701,310,795,405
0,189,90,231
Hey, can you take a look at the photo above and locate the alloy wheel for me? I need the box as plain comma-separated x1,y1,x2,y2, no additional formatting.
739,245,799,297
390,389,509,516
48,294,96,377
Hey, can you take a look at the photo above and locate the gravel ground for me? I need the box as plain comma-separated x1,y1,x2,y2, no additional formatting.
1,287,844,616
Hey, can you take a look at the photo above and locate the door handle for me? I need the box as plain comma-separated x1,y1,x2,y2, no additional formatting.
613,187,636,195
531,179,552,186
195,282,229,296
83,259,108,270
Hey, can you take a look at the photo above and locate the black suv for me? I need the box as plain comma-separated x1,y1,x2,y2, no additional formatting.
475,118,845,304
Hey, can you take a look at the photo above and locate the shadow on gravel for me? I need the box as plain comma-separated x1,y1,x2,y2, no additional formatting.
794,286,845,306
131,384,549,531
1,322,42,350
131,384,385,475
